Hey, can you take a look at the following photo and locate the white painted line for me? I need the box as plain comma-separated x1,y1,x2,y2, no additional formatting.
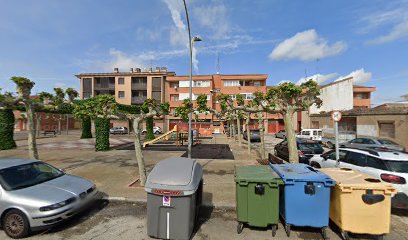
166,212,170,239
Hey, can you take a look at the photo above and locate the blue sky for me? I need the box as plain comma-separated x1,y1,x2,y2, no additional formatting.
1,0,407,105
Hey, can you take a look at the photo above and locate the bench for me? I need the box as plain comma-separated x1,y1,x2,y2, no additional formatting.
43,130,56,136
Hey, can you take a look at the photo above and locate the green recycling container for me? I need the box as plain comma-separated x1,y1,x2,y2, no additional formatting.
235,165,283,237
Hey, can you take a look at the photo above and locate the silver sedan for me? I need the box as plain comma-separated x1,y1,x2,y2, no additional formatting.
0,159,100,238
340,137,405,152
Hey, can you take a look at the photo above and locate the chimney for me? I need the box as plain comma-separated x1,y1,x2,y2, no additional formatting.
114,68,119,73
130,68,134,73
161,67,167,72
149,67,152,72
135,68,141,73
155,66,161,72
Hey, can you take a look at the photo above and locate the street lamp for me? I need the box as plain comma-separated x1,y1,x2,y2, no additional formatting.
183,0,202,159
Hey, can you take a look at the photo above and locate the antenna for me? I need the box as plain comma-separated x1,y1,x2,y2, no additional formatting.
216,51,220,74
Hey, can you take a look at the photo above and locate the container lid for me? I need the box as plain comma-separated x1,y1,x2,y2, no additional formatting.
319,168,396,194
145,157,203,195
235,165,283,185
270,163,335,186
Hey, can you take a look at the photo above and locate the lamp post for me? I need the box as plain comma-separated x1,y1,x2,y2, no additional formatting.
183,0,202,159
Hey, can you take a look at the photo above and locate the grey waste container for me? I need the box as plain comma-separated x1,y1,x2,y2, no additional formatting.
145,157,203,240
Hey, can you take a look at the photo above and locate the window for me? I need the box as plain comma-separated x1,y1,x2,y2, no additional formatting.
193,81,210,87
170,82,179,88
241,93,254,100
379,122,395,139
109,78,115,84
354,92,369,99
384,160,408,173
96,79,101,84
366,156,387,170
327,150,347,161
118,78,124,85
344,152,366,166
118,91,125,99
362,138,376,144
351,138,364,144
301,130,311,136
254,81,261,87
230,95,236,100
171,94,179,101
223,80,240,87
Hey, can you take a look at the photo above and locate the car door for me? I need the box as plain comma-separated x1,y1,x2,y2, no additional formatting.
360,155,388,179
339,151,367,171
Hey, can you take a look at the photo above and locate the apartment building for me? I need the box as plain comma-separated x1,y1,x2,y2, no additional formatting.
76,67,176,129
166,74,283,132
353,85,376,108
76,67,176,105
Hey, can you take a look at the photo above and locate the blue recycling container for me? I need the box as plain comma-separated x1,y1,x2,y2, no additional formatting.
269,163,335,238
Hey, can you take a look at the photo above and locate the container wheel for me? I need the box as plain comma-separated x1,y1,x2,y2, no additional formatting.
341,231,349,240
321,227,328,240
271,224,277,237
237,222,244,234
285,224,291,237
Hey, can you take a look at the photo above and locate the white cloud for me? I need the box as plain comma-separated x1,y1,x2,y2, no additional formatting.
163,0,199,73
361,1,408,44
335,68,372,85
368,20,408,44
102,48,148,71
269,29,347,61
296,73,338,85
54,82,67,89
192,2,230,38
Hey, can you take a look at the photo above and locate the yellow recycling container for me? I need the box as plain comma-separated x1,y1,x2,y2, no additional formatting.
319,168,396,240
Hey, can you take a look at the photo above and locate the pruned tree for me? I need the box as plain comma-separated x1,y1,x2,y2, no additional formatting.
10,76,39,159
65,88,79,103
263,80,322,163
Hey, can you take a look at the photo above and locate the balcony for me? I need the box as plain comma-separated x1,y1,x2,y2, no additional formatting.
94,83,115,90
131,96,147,104
131,83,147,90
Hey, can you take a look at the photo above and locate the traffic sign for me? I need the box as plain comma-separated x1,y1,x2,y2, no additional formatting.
331,111,342,122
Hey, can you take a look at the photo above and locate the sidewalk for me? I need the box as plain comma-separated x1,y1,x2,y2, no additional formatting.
0,133,256,208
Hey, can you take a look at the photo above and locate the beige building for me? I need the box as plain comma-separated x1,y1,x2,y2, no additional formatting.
76,67,176,129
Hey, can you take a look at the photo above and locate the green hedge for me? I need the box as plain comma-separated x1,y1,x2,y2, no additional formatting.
145,116,154,140
95,118,110,151
0,109,17,150
81,117,92,139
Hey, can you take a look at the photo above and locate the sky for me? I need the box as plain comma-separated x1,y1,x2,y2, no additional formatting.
0,0,407,105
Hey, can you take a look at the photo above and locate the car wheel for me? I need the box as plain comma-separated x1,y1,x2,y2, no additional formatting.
2,209,30,239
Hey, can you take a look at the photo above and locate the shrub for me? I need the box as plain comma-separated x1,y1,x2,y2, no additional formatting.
81,116,92,139
0,109,17,150
95,118,110,151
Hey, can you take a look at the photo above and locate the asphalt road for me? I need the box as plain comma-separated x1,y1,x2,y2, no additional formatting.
1,201,407,240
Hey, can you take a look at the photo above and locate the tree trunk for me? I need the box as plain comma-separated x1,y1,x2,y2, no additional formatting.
133,119,147,186
258,113,265,160
145,116,154,140
80,116,92,139
246,115,251,155
237,117,242,146
231,117,236,141
58,119,61,135
283,110,299,163
26,104,39,159
36,115,41,137
228,121,232,138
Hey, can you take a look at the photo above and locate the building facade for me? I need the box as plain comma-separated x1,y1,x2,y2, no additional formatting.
165,74,283,132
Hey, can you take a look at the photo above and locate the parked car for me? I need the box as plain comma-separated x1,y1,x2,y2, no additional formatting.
275,130,286,139
297,129,322,141
242,129,261,142
340,137,405,152
109,126,128,135
309,148,408,209
0,159,100,238
141,126,162,135
274,139,324,164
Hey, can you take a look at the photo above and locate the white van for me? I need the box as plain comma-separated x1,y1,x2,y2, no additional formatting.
297,129,322,141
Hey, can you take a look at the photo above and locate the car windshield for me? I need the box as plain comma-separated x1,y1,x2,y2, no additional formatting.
0,162,64,191
299,143,322,151
378,139,398,145
384,161,408,173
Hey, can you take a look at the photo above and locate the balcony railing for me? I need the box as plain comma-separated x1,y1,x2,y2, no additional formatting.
131,96,147,104
131,83,147,90
94,83,115,90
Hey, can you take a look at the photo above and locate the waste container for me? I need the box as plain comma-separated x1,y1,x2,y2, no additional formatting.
145,157,203,240
319,168,396,240
235,165,283,236
270,163,335,238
